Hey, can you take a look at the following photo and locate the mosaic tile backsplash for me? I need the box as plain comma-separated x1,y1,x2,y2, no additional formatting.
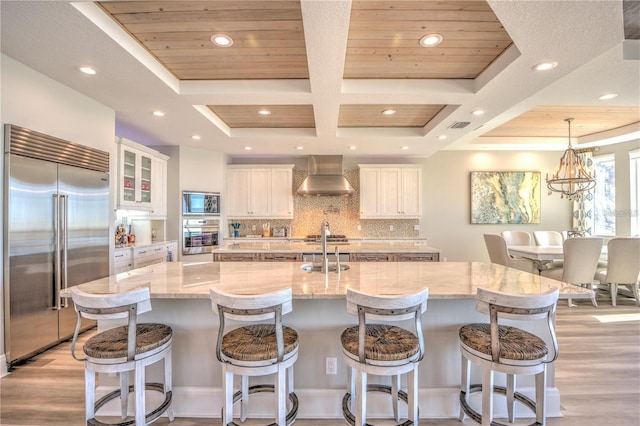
228,168,420,238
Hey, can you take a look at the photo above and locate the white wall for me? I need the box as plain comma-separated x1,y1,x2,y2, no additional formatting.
421,150,573,261
154,145,226,261
0,55,116,375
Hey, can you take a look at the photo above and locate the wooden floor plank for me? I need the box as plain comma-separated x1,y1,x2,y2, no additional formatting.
1,294,638,425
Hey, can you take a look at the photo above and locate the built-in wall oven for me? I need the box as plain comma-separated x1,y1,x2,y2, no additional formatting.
183,218,219,255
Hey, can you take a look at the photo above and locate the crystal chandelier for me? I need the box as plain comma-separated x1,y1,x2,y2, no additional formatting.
546,118,596,200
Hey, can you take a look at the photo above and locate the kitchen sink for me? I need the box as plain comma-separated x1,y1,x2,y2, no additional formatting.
300,263,350,273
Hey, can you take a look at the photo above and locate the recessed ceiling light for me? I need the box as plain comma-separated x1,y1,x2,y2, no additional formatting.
598,93,618,100
192,135,201,140
401,146,409,150
211,34,233,47
438,135,448,140
472,109,485,116
258,109,271,115
419,33,443,47
296,146,304,150
153,110,165,117
382,109,397,115
348,146,357,150
533,61,558,71
79,66,96,75
244,146,252,151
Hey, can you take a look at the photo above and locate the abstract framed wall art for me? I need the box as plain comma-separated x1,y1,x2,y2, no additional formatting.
470,171,541,224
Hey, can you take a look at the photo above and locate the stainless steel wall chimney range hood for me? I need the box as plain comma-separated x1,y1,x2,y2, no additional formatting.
297,155,354,196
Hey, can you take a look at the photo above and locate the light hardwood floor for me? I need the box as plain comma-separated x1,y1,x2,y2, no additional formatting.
1,291,638,425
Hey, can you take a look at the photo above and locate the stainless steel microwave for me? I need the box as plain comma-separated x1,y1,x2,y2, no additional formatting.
182,191,220,216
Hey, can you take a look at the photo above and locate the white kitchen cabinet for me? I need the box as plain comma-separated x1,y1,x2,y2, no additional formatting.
113,248,133,274
227,165,294,218
116,137,169,217
358,165,422,218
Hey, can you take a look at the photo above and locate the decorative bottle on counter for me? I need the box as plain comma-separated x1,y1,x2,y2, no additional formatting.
128,225,135,244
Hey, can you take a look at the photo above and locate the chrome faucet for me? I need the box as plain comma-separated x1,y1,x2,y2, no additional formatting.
320,220,331,272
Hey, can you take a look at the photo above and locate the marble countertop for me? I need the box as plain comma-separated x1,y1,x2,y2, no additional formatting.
214,240,440,254
73,261,593,301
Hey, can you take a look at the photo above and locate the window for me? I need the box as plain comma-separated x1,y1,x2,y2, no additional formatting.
593,154,615,236
631,149,640,236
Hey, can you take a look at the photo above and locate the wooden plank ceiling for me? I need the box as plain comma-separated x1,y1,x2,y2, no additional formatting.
484,106,640,138
96,1,639,138
97,0,512,130
345,0,512,79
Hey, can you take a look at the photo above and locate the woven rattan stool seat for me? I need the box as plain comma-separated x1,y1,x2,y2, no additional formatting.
84,323,172,360
341,324,419,362
459,323,548,361
222,324,298,362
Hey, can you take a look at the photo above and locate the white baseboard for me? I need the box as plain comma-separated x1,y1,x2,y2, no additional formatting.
95,385,561,419
0,354,8,378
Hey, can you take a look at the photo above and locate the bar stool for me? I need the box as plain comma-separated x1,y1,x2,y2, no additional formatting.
70,287,173,426
458,287,559,426
210,287,299,426
340,287,429,426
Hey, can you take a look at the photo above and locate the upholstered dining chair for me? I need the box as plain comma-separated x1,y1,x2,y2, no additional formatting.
533,231,565,270
484,234,536,274
501,231,533,246
594,237,640,307
540,237,604,307
533,231,563,246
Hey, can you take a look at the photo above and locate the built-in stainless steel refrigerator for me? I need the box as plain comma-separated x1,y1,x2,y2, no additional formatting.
3,124,110,365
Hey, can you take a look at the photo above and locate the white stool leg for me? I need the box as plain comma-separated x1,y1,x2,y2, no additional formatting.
120,371,129,419
611,283,618,307
459,355,470,421
355,368,367,426
408,365,418,423
348,367,355,412
276,364,286,426
507,374,515,423
536,367,547,426
85,368,95,422
240,375,248,422
391,374,400,421
287,365,295,400
222,367,234,426
135,363,146,426
481,368,494,426
165,348,174,421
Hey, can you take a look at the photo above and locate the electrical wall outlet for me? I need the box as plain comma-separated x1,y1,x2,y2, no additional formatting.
326,357,337,375
357,224,361,231
414,224,420,231
390,225,394,231
252,225,256,231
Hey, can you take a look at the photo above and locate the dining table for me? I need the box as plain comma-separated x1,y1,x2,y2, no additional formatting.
508,244,608,272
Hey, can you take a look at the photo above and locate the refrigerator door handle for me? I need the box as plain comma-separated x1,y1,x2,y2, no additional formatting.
61,194,69,308
53,194,62,310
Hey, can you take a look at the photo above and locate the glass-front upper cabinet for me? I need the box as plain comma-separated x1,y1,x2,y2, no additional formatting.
116,137,168,217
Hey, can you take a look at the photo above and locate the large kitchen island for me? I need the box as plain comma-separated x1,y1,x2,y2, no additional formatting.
75,261,592,421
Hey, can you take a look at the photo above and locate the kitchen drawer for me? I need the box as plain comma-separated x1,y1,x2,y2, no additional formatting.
394,253,439,262
213,253,259,262
114,249,133,273
133,245,165,268
261,253,302,262
351,253,393,262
